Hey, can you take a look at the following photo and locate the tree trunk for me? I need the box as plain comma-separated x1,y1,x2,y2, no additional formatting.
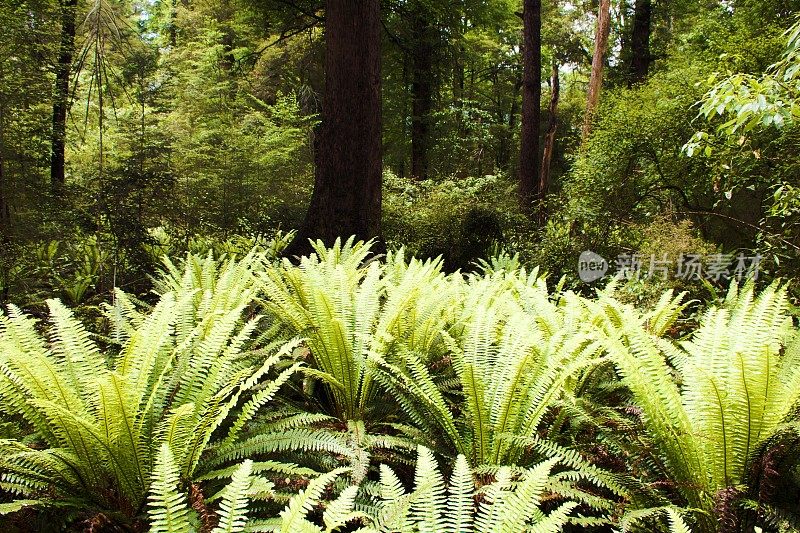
411,5,434,180
284,0,383,258
498,75,521,171
539,60,560,222
582,0,611,142
0,100,9,237
629,0,652,84
218,0,236,72
518,0,542,214
50,0,79,194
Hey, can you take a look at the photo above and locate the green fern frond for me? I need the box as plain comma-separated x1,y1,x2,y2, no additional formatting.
212,460,255,533
148,444,192,533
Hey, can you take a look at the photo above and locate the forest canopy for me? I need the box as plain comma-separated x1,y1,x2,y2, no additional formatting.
1,0,798,296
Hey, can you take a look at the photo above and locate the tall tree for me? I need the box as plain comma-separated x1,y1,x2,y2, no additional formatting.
629,0,653,84
518,0,542,214
50,0,79,194
410,3,435,181
582,0,611,142
284,0,383,257
0,94,8,238
539,58,560,221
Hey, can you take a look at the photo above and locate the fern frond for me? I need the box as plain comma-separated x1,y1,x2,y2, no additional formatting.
148,444,192,533
211,460,255,533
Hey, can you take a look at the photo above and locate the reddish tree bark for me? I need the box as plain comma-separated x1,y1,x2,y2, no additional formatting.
538,59,560,222
50,0,79,194
518,0,542,214
284,0,383,258
582,0,611,142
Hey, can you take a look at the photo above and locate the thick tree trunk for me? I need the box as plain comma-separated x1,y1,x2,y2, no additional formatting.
410,6,434,180
50,0,79,194
284,0,383,258
518,0,542,213
539,60,560,222
582,0,611,142
629,0,652,84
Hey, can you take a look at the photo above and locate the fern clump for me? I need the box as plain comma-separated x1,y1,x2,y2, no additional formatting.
0,252,299,526
372,267,613,468
604,282,800,530
256,238,459,480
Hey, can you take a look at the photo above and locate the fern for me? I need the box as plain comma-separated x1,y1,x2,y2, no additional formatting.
148,444,193,533
372,268,609,468
0,251,299,526
274,445,583,532
604,282,800,531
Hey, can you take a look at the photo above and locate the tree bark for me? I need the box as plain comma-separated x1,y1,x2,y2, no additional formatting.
50,0,79,194
410,5,434,180
0,100,9,237
539,59,560,222
218,0,236,72
284,0,383,258
168,0,180,46
629,0,652,84
518,0,542,214
582,0,611,142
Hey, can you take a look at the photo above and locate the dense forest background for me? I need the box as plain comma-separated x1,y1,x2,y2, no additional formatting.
1,0,799,306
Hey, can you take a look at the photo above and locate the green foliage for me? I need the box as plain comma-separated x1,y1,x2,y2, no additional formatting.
0,251,299,526
690,20,800,141
3,233,113,306
373,268,609,468
270,445,582,533
539,63,716,280
148,443,271,533
261,238,455,423
382,172,532,269
603,282,800,529
684,18,800,283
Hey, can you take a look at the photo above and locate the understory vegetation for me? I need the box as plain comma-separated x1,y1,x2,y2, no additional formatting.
1,240,799,531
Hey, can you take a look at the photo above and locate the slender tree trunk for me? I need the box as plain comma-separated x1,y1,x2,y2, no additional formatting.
411,5,434,180
284,0,383,258
539,60,560,222
0,101,9,236
50,0,79,194
518,0,542,213
169,0,178,46
629,0,652,84
452,16,465,108
582,0,611,142
219,0,236,72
